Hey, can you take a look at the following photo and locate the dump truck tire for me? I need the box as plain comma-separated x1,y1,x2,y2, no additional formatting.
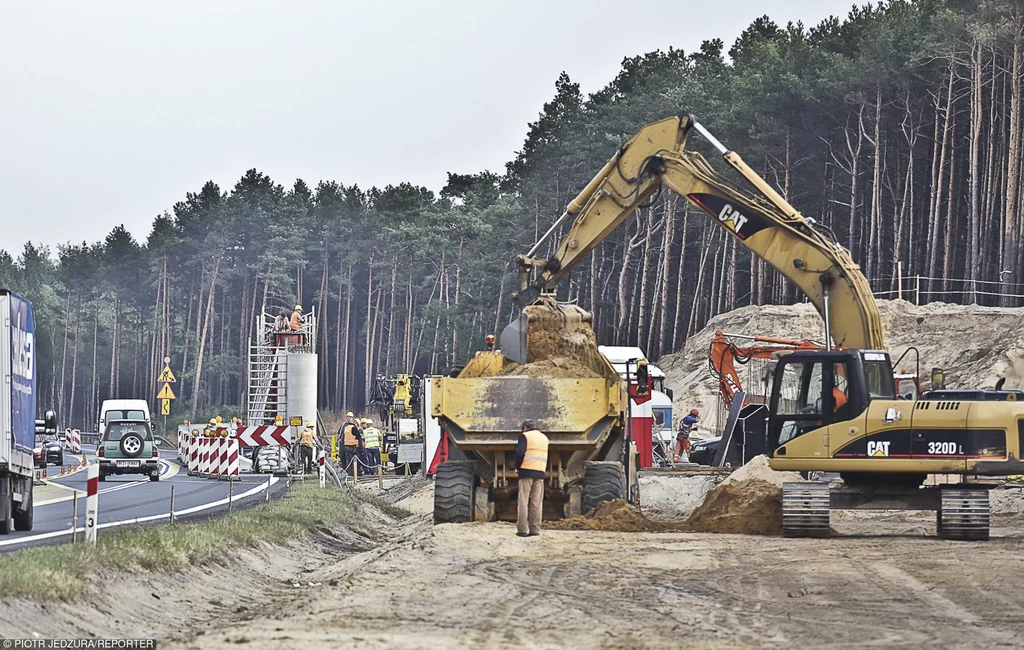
434,461,475,524
582,462,626,514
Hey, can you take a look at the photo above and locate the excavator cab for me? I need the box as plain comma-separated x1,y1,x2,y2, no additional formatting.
767,349,895,453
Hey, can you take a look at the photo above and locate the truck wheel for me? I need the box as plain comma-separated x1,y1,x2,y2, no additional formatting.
13,481,33,531
0,476,12,535
582,462,626,514
433,461,475,525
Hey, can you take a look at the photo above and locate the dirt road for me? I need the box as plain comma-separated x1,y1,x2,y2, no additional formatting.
164,484,1024,649
8,479,1024,648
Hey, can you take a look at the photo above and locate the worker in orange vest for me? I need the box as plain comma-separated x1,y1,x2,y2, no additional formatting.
514,419,549,538
290,305,304,331
299,422,316,473
338,413,362,477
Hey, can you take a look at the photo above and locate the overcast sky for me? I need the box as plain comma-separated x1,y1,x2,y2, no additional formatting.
1,0,859,256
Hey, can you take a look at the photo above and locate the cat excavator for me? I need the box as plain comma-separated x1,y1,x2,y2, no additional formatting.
504,113,1024,540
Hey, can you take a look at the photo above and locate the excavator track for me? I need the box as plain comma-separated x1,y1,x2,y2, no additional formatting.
937,488,990,541
782,481,830,538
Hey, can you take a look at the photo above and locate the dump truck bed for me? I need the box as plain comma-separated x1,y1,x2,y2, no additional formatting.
431,375,625,451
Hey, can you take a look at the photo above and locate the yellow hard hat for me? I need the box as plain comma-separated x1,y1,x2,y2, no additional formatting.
306,422,314,427
209,418,216,425
295,305,302,311
346,412,354,417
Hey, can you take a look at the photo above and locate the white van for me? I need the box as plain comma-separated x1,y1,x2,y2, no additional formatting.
97,399,152,433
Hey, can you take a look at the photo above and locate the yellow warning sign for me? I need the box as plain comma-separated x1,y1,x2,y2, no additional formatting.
160,399,170,415
157,365,177,383
157,383,176,400
290,416,303,427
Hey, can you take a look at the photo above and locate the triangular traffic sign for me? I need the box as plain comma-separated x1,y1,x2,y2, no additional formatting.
157,383,176,400
158,365,177,383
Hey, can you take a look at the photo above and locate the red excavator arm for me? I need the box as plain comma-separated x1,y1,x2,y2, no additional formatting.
709,331,822,411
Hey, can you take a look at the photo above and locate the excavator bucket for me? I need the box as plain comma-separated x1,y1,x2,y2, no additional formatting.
499,302,595,366
499,312,529,365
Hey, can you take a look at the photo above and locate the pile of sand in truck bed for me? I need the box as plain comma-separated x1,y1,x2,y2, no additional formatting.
547,499,662,532
498,306,607,378
499,356,602,378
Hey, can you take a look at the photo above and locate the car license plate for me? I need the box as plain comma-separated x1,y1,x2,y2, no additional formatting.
116,460,140,467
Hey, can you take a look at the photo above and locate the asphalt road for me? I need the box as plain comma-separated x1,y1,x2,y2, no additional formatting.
0,445,291,552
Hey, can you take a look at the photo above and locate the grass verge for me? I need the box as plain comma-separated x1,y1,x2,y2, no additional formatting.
0,480,364,601
350,487,413,520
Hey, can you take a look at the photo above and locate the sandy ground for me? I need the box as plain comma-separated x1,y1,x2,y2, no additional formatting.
10,477,1024,649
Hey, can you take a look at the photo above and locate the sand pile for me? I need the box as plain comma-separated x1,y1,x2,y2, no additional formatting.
685,478,783,535
658,299,1024,433
722,454,804,487
547,499,662,532
639,474,722,517
499,357,601,379
499,304,608,378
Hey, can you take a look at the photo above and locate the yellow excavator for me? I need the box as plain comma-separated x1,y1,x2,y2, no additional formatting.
496,114,1024,540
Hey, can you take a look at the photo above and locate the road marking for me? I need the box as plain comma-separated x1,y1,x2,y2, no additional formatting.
0,477,279,547
36,460,179,506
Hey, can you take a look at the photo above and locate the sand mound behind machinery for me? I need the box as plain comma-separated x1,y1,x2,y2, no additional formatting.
547,499,662,532
685,478,784,535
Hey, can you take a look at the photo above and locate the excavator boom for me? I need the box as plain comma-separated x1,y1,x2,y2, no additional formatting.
511,115,885,353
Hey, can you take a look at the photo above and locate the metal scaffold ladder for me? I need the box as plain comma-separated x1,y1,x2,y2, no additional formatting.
245,308,317,424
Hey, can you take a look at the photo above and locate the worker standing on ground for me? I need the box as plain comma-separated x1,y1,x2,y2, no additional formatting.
290,305,304,331
362,418,382,472
674,408,699,463
514,419,549,538
299,422,316,474
338,413,362,477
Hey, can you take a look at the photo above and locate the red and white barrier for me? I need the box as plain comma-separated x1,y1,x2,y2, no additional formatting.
186,436,239,478
63,429,82,453
237,425,291,446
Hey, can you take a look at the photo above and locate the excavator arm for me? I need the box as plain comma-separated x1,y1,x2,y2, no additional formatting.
510,115,885,354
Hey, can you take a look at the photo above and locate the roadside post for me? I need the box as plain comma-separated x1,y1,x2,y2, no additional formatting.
228,479,234,511
71,492,79,543
85,461,99,546
318,452,326,488
377,460,384,490
169,485,176,524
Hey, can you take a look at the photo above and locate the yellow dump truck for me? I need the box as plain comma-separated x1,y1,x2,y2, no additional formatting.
431,303,633,523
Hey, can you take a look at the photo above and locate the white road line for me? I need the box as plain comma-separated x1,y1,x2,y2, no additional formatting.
0,477,279,547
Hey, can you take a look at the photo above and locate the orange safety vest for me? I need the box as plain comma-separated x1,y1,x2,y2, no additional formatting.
520,429,549,473
290,311,303,331
342,422,359,447
300,428,315,448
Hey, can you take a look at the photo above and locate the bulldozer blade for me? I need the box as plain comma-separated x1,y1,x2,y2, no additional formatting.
500,313,529,365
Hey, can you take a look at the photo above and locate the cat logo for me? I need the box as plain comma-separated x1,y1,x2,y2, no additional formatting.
866,440,890,457
717,203,749,237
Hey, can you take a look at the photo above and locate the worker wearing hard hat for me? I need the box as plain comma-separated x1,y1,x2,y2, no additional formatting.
299,422,316,474
338,412,362,477
362,418,382,472
290,305,304,331
674,408,699,463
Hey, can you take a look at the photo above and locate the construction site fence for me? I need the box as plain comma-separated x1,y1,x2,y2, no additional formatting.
869,274,1024,305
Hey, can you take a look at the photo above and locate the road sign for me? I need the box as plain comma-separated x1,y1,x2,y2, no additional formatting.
157,383,176,400
158,365,177,383
236,425,292,446
290,416,303,426
163,356,171,364
160,399,170,415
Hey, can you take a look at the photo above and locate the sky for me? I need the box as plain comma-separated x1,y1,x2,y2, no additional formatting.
1,0,860,256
